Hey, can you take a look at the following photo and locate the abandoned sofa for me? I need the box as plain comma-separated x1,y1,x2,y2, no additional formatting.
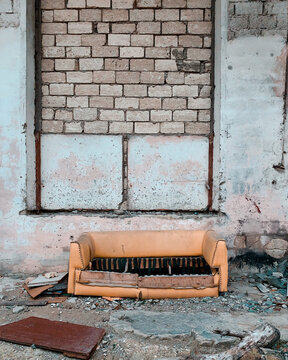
68,230,228,299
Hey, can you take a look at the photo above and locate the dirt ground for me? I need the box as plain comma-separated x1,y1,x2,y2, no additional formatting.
0,264,287,360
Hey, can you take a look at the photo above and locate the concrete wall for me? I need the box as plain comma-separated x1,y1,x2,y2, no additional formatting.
0,0,287,274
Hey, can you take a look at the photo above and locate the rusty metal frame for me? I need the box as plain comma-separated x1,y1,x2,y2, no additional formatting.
35,0,42,211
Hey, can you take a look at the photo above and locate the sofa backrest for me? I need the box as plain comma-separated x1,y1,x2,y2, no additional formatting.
87,230,208,258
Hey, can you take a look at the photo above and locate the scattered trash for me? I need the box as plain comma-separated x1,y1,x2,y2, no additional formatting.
256,283,270,293
27,272,67,288
23,284,53,299
12,306,25,314
103,296,123,302
0,316,105,360
44,272,58,279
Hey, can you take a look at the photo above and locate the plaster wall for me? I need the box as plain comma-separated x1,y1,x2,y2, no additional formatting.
0,0,287,273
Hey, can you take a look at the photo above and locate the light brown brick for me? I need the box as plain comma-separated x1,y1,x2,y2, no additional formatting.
55,59,76,71
54,10,78,22
42,11,54,23
87,0,111,8
42,108,54,120
110,122,133,133
124,85,147,97
181,9,204,21
185,73,210,85
116,71,140,84
42,96,66,108
173,110,197,122
43,46,65,58
130,59,154,71
162,0,186,8
161,122,184,133
79,9,102,21
97,23,110,33
68,22,93,34
108,34,130,46
100,110,124,121
90,96,114,108
56,35,81,46
187,0,211,8
103,9,129,21
199,86,211,97
112,0,134,8
178,35,202,47
79,58,103,70
145,47,170,58
185,122,210,134
42,35,55,46
136,0,161,8
50,83,74,95
131,35,154,47
81,35,106,46
75,84,100,95
163,98,186,109
166,72,184,84
140,72,164,84
204,36,211,48
148,85,171,97
137,22,161,34
55,109,73,120
93,71,115,83
42,85,49,96
41,0,65,10
65,122,82,133
42,72,65,83
140,98,161,109
42,23,67,34
127,110,149,122
105,59,129,70
188,22,212,34
173,85,198,97
187,48,211,60
74,108,98,120
42,60,55,71
67,71,93,83
155,36,178,47
67,96,89,108
130,9,154,21
162,22,186,34
135,122,159,133
155,9,179,20
151,110,172,122
112,23,136,33
198,110,210,122
42,120,63,133
92,46,119,58
66,47,91,58
67,0,85,8
120,47,144,58
100,84,122,96
84,121,109,133
115,98,139,109
188,98,211,109
155,60,177,71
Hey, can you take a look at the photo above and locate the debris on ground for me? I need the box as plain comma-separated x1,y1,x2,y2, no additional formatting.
0,316,105,360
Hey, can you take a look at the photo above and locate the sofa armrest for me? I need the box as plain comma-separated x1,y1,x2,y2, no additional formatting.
202,230,228,292
67,233,94,294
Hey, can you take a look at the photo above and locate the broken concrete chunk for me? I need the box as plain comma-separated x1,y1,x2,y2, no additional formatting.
12,306,25,314
264,239,288,259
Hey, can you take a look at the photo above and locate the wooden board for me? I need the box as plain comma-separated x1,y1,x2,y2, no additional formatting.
0,317,105,360
138,275,214,289
79,271,138,286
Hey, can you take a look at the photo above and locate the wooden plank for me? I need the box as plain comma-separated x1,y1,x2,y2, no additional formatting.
79,271,138,286
0,317,105,360
138,275,214,289
23,284,53,299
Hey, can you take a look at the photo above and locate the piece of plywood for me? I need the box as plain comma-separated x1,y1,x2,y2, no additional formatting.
0,317,105,360
79,271,138,287
138,275,214,289
128,136,209,210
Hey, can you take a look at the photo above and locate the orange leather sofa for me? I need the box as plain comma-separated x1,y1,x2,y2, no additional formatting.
68,230,228,299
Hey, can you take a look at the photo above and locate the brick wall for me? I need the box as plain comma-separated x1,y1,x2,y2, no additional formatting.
228,0,288,40
0,0,20,27
41,0,213,135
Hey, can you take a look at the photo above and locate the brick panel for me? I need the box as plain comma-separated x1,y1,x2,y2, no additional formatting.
41,0,213,135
